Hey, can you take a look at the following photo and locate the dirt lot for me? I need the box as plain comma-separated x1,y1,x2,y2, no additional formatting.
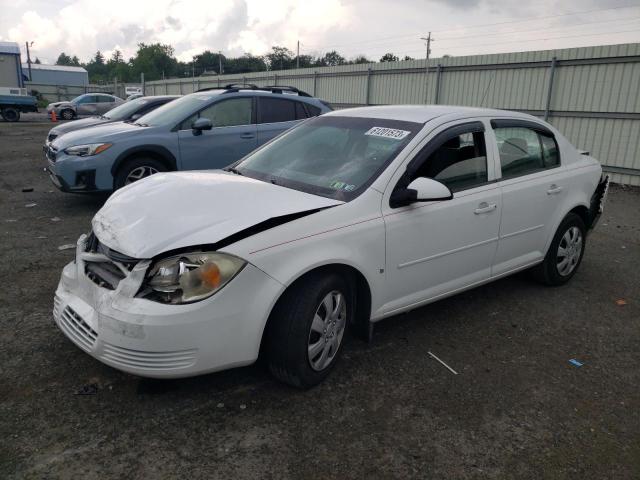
1,120,639,479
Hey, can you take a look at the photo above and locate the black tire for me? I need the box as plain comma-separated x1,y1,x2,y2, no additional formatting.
60,109,75,120
266,272,353,389
113,157,167,190
532,213,586,286
1,108,20,122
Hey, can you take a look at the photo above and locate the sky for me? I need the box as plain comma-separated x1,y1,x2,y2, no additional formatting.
2,0,640,64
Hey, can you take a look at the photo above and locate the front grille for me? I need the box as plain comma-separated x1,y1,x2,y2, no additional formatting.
59,306,97,351
48,133,58,142
102,343,197,370
53,295,63,318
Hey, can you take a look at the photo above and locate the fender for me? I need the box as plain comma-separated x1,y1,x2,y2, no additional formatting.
110,145,178,175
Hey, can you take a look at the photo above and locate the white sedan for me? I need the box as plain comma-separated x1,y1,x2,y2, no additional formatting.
53,105,608,388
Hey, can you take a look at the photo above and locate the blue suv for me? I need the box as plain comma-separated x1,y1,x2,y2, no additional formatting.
45,84,332,192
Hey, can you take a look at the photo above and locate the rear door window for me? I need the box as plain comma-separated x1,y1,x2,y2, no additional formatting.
258,97,297,123
494,126,560,178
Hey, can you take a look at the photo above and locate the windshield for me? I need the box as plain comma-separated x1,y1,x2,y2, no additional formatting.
103,97,162,120
235,116,422,201
70,95,86,105
135,92,221,127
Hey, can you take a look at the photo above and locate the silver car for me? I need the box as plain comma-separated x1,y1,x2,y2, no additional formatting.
46,93,124,120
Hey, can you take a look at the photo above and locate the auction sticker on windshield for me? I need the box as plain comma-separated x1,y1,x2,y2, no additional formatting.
365,126,411,140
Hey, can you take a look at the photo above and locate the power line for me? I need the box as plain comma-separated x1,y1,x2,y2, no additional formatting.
302,3,640,52
326,16,640,57
357,27,640,58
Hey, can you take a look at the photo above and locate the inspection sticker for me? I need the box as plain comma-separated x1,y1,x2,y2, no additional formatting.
365,126,410,140
330,181,356,191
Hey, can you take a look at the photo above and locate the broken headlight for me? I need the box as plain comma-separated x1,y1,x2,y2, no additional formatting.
142,252,246,304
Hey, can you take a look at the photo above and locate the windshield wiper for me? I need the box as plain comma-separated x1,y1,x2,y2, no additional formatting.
227,167,243,176
134,122,149,127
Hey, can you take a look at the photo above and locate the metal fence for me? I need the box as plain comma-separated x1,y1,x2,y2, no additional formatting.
25,83,112,103
145,43,640,186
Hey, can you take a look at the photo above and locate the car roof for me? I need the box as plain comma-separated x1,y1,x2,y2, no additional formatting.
188,89,319,101
326,105,536,124
141,95,180,101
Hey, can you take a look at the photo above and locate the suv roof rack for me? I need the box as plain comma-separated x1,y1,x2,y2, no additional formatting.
195,83,312,97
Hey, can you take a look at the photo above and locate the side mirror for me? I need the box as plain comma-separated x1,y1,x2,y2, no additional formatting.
408,177,453,201
390,177,453,208
192,117,213,135
130,113,142,121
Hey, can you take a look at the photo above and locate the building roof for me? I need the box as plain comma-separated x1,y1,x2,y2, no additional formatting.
22,63,87,74
0,41,21,55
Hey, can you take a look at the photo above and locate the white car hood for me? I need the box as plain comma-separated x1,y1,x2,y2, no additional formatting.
92,171,343,259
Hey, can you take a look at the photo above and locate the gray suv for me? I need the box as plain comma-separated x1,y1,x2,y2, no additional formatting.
46,93,124,120
45,95,178,145
45,85,332,192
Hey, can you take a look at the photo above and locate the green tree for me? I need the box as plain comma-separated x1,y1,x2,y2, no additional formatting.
379,53,399,62
107,49,130,82
316,51,346,67
194,50,225,74
403,55,414,61
57,53,81,67
86,51,108,82
226,53,267,74
129,43,179,81
265,46,295,70
350,55,371,64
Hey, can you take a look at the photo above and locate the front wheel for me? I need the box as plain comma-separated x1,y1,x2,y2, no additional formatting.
266,272,352,389
113,157,166,190
533,213,586,286
60,109,75,120
1,108,20,122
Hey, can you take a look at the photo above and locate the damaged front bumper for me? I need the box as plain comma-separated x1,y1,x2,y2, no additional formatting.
53,235,283,378
588,174,610,230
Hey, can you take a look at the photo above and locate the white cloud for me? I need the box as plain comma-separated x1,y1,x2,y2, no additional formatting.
2,0,639,65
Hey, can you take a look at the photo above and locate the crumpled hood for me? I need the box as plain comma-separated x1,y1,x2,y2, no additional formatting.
92,171,343,259
48,101,71,109
50,116,109,136
51,121,144,149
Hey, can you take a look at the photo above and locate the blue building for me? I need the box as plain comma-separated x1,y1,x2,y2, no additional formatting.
22,63,88,87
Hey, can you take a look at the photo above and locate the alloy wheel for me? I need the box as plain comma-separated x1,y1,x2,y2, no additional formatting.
307,290,347,371
557,226,583,276
125,166,159,185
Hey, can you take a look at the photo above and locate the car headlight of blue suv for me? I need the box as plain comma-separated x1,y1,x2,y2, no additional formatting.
65,143,112,157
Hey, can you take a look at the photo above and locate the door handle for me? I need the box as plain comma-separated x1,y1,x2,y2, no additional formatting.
240,132,255,139
474,202,497,214
547,184,563,195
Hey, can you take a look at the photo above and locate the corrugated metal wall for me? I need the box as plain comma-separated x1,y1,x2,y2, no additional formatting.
145,43,640,185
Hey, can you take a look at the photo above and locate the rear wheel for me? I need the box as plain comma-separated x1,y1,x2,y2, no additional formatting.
114,157,166,190
60,109,75,120
266,272,352,389
1,108,20,122
533,213,586,286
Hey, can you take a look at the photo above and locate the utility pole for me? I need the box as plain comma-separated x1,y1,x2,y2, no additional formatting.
296,40,300,69
25,41,34,81
420,33,434,103
192,60,195,91
218,51,223,75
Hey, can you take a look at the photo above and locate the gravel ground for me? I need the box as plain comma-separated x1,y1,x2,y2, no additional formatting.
1,120,639,479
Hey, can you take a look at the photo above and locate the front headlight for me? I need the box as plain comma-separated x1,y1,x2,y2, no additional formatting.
142,252,246,304
64,143,112,157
